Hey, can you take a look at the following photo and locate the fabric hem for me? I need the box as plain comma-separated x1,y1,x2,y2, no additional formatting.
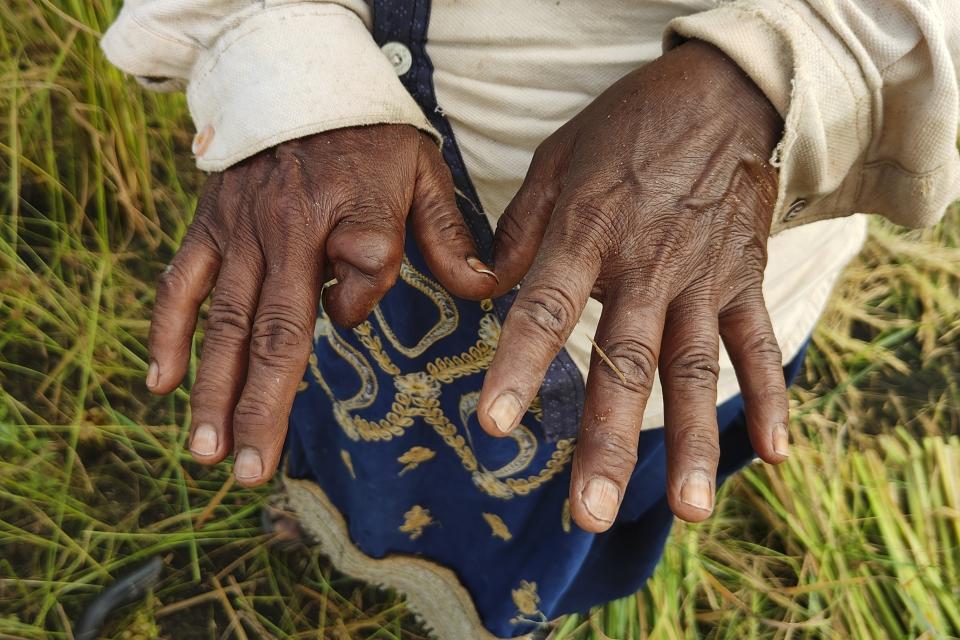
282,471,534,640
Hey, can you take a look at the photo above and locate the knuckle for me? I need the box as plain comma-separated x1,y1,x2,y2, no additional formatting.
755,384,788,409
333,226,403,279
530,139,560,174
233,398,273,429
512,285,578,348
561,202,618,256
432,216,469,246
338,196,402,229
369,238,404,277
585,428,639,477
190,379,229,411
495,209,524,245
206,295,252,343
671,424,721,463
155,260,191,303
599,338,658,394
666,345,720,390
743,328,783,364
346,261,399,300
249,308,311,363
740,234,768,274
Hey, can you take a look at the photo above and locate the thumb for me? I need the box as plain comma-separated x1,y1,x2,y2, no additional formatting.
410,135,498,300
492,141,566,296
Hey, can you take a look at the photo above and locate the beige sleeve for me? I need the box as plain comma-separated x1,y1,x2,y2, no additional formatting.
665,0,960,233
101,0,438,171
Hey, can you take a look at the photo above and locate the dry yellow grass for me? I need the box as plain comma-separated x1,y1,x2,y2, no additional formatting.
1,1,958,638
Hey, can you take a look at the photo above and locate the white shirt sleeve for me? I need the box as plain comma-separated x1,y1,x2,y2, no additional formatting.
665,0,960,233
101,0,438,171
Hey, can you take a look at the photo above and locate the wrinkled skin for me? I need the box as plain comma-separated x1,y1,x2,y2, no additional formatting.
477,40,787,529
146,125,497,486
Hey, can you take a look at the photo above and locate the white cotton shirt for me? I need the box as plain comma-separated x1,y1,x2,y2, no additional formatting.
424,1,868,427
101,0,957,428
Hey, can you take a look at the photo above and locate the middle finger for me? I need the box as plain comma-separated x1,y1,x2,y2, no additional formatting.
659,290,722,522
230,228,324,486
568,282,667,532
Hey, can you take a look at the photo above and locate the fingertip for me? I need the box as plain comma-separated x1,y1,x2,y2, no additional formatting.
754,421,790,464
477,390,524,437
323,279,377,329
570,476,620,533
462,256,500,299
669,470,715,523
189,422,230,465
234,474,271,488
571,508,615,533
428,254,500,302
145,358,186,395
488,241,524,296
233,447,270,486
146,360,160,391
742,386,790,464
772,422,791,458
672,505,714,524
466,257,498,283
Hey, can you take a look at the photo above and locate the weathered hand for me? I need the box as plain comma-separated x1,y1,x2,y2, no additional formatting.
478,41,787,528
147,125,497,486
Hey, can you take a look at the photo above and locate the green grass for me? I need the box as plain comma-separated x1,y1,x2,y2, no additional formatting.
1,1,958,638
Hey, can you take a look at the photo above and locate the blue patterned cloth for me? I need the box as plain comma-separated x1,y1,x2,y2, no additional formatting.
284,232,809,637
283,2,810,636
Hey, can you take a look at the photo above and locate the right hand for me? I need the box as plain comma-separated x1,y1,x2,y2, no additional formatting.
146,124,498,486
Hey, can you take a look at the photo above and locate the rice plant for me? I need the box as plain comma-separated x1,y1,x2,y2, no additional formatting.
1,1,957,638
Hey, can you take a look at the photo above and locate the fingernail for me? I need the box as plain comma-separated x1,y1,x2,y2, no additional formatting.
680,471,714,512
466,257,499,283
234,448,263,480
582,477,620,524
772,423,790,457
191,424,218,456
489,393,523,433
146,361,159,390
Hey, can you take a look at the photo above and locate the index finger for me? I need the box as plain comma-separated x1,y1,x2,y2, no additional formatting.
477,204,601,436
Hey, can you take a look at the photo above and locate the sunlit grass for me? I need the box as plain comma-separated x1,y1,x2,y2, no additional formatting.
1,1,958,638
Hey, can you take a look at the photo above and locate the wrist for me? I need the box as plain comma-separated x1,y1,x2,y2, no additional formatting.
674,39,783,158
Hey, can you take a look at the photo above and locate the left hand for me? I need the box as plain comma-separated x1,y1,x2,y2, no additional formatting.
477,40,787,529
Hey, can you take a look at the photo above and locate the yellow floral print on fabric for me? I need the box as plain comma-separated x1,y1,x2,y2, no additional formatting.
482,513,513,541
510,580,547,626
398,446,436,475
306,259,576,502
512,580,540,615
400,505,434,540
561,499,572,533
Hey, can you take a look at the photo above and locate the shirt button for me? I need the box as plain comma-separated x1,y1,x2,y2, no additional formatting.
192,125,214,157
783,198,806,222
381,41,413,76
